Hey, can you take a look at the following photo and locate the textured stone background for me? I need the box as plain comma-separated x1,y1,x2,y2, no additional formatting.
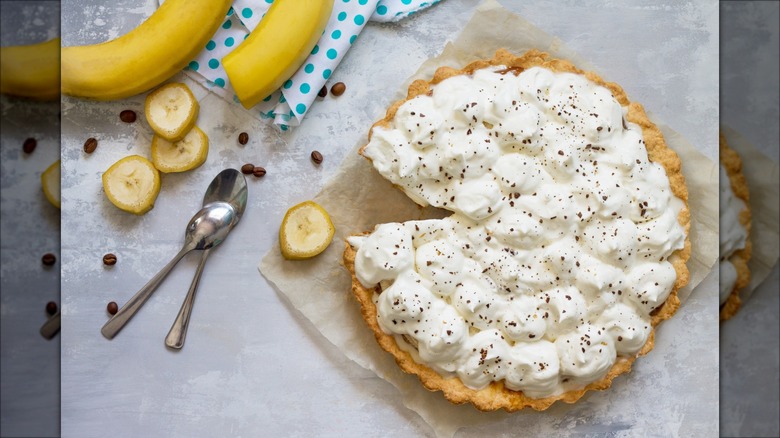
0,2,61,437
0,0,729,436
720,2,780,437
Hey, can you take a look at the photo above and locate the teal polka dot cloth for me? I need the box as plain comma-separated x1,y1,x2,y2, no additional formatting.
181,0,445,130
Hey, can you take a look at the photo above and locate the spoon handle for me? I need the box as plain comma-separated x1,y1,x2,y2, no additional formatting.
101,247,191,339
165,249,211,349
40,311,61,339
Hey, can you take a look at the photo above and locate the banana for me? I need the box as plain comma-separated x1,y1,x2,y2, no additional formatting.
145,82,199,142
279,201,335,260
0,38,60,100
151,126,209,173
61,0,231,100
102,155,161,215
223,0,334,109
41,160,61,209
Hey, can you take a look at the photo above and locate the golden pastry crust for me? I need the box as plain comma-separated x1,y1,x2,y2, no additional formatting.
719,131,752,321
344,49,691,411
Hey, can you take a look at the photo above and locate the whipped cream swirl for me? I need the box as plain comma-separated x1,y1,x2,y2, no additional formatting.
350,65,686,399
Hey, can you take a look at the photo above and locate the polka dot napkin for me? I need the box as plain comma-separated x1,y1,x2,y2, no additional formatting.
178,0,443,130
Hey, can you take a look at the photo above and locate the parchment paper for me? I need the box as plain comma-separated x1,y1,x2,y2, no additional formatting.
720,125,780,302
260,1,719,436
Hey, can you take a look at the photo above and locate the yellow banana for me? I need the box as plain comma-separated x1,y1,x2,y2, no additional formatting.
61,0,231,100
223,0,334,109
0,37,60,101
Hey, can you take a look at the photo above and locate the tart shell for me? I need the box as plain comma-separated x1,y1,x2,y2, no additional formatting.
719,131,752,321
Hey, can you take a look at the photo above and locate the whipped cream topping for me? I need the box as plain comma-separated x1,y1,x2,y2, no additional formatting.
350,65,686,399
719,165,748,304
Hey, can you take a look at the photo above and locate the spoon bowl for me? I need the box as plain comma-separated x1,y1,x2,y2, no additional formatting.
203,168,248,213
185,202,239,251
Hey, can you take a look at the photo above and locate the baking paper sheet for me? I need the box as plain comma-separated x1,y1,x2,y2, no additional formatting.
720,125,780,302
259,1,719,436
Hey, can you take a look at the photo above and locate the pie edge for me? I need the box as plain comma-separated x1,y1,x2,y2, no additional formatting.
719,130,752,321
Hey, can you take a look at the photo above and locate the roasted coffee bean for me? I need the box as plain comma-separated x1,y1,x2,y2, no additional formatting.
41,253,56,266
238,132,249,145
330,82,346,96
46,301,58,316
23,138,37,154
83,137,98,154
241,163,255,174
252,166,266,177
318,86,328,98
311,150,323,164
107,301,118,315
119,110,137,123
102,253,117,266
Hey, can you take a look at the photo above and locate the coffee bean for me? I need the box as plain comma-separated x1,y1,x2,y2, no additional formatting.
311,150,323,164
102,253,117,266
119,110,137,123
318,86,328,98
330,82,346,97
23,138,37,154
83,137,98,154
241,163,255,175
107,301,118,315
41,253,56,266
46,301,58,316
238,132,249,145
252,166,266,177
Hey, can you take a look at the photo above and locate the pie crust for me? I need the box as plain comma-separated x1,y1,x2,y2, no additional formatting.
344,49,691,411
719,131,752,321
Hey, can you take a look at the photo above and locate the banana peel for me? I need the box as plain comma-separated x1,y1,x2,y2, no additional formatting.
61,0,231,100
224,0,334,109
0,38,60,100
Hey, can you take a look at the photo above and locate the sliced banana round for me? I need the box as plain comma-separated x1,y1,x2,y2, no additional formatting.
102,155,161,215
280,201,335,260
144,82,199,142
41,159,60,209
151,125,209,173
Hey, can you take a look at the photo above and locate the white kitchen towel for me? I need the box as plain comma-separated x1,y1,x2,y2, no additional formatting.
179,0,444,130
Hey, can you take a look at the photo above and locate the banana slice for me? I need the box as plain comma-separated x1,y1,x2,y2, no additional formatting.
145,83,199,142
102,155,161,215
41,160,61,209
151,126,208,173
280,201,336,260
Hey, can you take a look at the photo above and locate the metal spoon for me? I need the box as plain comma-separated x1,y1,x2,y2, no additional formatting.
101,200,240,339
165,169,247,349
